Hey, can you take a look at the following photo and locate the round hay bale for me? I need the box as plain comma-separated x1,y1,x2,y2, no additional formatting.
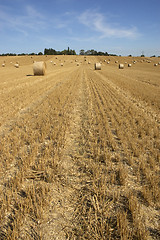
33,61,46,75
107,61,110,64
158,62,160,65
115,61,118,63
104,60,106,62
128,64,132,67
14,63,19,68
95,63,101,70
88,61,91,64
2,63,5,67
53,62,56,65
154,63,158,66
61,63,63,66
119,64,124,69
77,63,79,66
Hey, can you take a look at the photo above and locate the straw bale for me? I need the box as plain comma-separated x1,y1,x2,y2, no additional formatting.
33,61,46,75
95,63,101,70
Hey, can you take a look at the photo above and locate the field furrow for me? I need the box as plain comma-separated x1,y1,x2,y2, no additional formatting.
0,56,159,239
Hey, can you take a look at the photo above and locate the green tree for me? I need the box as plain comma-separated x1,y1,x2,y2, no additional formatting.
80,49,85,55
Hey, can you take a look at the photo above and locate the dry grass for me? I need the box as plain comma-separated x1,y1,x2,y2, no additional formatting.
0,55,160,239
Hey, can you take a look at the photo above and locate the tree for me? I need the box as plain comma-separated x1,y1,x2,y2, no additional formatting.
80,49,85,55
44,48,76,55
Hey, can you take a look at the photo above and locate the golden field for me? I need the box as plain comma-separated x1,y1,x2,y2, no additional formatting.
0,55,160,239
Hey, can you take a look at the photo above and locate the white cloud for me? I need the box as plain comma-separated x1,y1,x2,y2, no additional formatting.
78,9,140,39
0,4,46,35
25,5,44,19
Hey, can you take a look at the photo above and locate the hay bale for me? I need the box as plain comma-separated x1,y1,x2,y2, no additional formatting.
107,61,110,64
158,62,160,65
2,63,5,67
154,63,158,66
53,62,56,65
88,61,91,64
33,61,46,75
61,63,63,66
77,63,79,66
115,61,118,63
119,64,124,69
95,63,101,70
14,63,19,68
128,64,132,67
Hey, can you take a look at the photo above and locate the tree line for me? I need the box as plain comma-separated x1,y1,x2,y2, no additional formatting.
44,47,76,55
79,49,117,56
0,47,116,56
0,47,76,56
0,48,159,57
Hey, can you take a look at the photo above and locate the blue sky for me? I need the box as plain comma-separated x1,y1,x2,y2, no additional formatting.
0,0,159,56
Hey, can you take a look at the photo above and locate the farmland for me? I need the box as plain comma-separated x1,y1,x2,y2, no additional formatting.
0,55,160,239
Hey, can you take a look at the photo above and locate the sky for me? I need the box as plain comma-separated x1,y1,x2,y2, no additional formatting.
0,0,160,56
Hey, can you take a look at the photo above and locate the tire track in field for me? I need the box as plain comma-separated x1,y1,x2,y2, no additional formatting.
0,67,77,137
85,68,160,239
95,71,160,123
41,69,88,239
0,67,77,128
0,68,84,239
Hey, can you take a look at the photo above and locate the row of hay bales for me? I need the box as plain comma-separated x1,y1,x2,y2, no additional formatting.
33,59,160,75
1,61,20,68
94,62,131,70
94,62,125,70
94,61,160,70
2,56,159,75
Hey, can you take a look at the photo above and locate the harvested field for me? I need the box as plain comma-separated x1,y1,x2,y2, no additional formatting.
0,55,160,239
